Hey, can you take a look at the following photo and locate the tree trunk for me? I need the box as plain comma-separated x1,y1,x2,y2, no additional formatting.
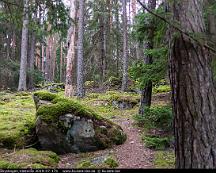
121,0,129,91
28,32,36,89
65,0,76,97
139,0,156,115
170,0,216,168
18,0,29,91
77,0,85,98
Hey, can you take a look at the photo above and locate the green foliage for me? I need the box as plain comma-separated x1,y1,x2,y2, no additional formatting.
130,7,169,90
154,151,175,168
0,160,21,169
143,135,172,150
153,85,171,94
104,157,119,168
134,106,173,131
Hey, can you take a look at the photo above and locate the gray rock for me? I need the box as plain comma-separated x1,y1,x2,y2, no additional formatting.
33,92,127,154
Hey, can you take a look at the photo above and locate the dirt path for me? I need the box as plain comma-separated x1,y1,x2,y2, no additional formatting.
113,118,154,168
58,116,154,169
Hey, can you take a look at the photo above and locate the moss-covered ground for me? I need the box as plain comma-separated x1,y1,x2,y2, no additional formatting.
0,86,174,169
0,91,35,148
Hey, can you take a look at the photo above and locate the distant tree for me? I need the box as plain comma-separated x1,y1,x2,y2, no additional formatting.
121,0,129,91
77,0,85,98
65,0,77,97
18,0,29,91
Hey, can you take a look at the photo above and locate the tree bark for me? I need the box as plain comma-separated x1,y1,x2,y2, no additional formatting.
65,0,76,97
121,0,129,91
18,0,29,91
170,0,216,168
77,0,85,98
28,32,36,89
139,0,156,115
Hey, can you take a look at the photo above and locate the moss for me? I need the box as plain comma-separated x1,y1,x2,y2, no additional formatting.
0,160,22,169
108,127,127,145
75,155,119,169
154,150,175,168
3,148,60,168
76,160,95,168
34,91,57,101
36,95,103,125
153,85,171,94
104,157,118,168
0,92,36,148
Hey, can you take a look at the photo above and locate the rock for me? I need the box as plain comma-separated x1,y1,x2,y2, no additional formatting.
33,91,127,154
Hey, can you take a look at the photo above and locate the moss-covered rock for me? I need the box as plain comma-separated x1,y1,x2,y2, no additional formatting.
33,91,126,154
0,148,59,169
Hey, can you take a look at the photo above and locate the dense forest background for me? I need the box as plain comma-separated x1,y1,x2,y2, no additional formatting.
1,0,216,169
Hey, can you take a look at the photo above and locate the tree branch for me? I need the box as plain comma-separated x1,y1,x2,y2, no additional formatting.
137,0,216,54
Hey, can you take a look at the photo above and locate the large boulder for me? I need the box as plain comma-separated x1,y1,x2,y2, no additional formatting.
33,91,127,154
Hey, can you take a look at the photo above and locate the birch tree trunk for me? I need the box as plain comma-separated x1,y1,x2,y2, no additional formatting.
65,0,76,97
18,0,29,91
77,0,85,98
121,0,129,91
170,0,216,168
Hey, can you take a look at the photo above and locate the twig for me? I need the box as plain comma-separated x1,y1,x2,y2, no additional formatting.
136,0,216,53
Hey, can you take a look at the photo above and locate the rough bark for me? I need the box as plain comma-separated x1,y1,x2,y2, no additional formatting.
77,0,85,98
121,0,129,91
65,0,76,97
139,0,156,115
170,0,216,168
18,0,29,91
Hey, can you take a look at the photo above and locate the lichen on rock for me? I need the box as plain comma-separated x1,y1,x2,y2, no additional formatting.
33,91,127,154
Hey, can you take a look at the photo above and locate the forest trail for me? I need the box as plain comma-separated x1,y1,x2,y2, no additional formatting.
58,115,154,169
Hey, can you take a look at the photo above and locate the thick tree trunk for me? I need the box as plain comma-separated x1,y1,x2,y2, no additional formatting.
139,0,156,115
77,0,85,98
18,0,29,91
121,0,129,91
170,0,216,168
65,0,76,97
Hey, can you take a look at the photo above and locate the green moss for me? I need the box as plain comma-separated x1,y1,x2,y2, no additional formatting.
153,85,171,94
2,148,60,168
154,150,175,168
75,155,119,169
76,160,95,168
0,92,36,148
34,91,57,101
0,160,22,169
36,95,103,124
104,157,118,168
108,127,127,145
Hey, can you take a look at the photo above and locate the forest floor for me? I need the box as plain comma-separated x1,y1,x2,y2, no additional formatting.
0,88,175,169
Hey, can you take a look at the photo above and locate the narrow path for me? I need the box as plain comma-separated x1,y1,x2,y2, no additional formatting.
58,116,154,169
112,118,154,168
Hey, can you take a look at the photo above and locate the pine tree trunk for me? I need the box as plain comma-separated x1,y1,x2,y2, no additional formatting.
121,0,129,91
77,0,85,98
139,0,156,115
28,32,36,89
170,0,216,168
18,0,29,91
65,0,76,97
